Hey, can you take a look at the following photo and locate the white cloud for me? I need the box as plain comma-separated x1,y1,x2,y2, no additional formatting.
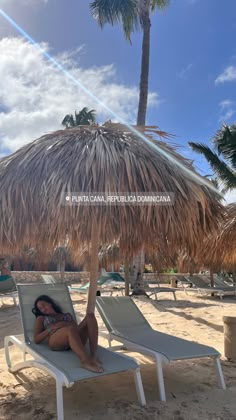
0,37,158,154
219,109,235,122
178,63,193,79
218,99,235,122
219,99,234,109
215,66,236,84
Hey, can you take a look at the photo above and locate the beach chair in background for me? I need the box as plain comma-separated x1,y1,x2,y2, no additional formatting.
69,276,107,294
185,276,235,299
0,275,17,306
41,274,57,284
174,275,190,287
69,274,125,296
213,276,236,292
96,296,226,401
144,282,177,301
4,284,146,420
216,275,235,286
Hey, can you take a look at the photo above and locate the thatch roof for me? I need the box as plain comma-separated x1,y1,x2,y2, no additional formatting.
196,203,236,270
0,124,222,255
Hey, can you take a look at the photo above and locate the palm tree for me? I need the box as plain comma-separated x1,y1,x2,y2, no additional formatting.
189,124,236,192
90,0,170,295
62,107,96,128
90,0,169,126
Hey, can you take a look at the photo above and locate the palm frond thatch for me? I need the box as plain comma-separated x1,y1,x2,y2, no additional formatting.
196,204,236,270
0,124,223,256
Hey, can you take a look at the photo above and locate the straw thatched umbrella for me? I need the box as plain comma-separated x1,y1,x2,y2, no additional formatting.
0,124,223,311
196,203,236,273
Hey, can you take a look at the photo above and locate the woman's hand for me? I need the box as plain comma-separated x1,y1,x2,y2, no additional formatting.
50,321,74,330
34,316,50,344
49,323,59,330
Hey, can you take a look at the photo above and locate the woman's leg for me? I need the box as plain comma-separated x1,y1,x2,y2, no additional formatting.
48,325,103,373
77,313,99,359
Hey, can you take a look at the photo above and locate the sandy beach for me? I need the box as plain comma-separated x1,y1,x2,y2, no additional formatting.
1,290,236,420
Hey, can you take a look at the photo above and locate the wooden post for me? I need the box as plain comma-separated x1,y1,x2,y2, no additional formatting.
124,256,130,296
60,258,65,282
189,261,194,277
232,269,236,286
87,219,100,314
210,268,214,287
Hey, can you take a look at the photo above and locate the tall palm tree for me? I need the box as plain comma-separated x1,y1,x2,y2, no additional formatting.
90,0,169,295
189,124,236,192
62,107,96,128
90,0,169,126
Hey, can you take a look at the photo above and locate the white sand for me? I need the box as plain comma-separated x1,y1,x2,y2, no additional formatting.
0,290,236,420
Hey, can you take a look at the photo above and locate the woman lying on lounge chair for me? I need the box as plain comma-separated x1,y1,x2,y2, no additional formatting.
32,295,103,373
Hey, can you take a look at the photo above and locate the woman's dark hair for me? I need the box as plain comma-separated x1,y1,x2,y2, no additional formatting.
32,295,63,317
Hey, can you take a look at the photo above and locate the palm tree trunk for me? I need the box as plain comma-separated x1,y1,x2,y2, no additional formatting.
131,3,151,294
132,247,147,296
137,3,151,126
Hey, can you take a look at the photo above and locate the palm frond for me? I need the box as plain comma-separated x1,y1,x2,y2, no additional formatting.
189,142,236,190
151,0,170,11
90,0,139,31
212,124,236,170
61,114,72,128
62,108,96,128
90,0,168,39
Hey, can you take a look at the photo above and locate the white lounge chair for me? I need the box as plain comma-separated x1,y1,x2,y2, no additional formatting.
5,284,146,420
41,274,57,283
96,296,226,401
213,276,236,293
184,276,235,299
69,277,125,296
144,284,177,301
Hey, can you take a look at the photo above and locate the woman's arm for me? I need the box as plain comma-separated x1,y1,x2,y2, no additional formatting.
34,316,50,344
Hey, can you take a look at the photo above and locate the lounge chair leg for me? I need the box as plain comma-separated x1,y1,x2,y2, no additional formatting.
214,358,226,390
155,355,166,401
56,381,64,420
133,368,146,406
108,334,112,349
173,292,177,301
4,338,11,369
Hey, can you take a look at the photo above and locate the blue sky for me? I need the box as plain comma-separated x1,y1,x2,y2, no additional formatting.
0,0,235,201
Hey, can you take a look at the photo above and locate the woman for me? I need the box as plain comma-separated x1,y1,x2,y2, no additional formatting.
33,295,103,373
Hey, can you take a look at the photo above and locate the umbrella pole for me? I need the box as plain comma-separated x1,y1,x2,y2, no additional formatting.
87,220,100,314
124,256,130,296
210,268,214,287
232,270,236,286
60,257,65,282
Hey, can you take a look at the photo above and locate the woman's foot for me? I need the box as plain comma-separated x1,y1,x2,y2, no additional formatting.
81,359,104,373
91,356,103,369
